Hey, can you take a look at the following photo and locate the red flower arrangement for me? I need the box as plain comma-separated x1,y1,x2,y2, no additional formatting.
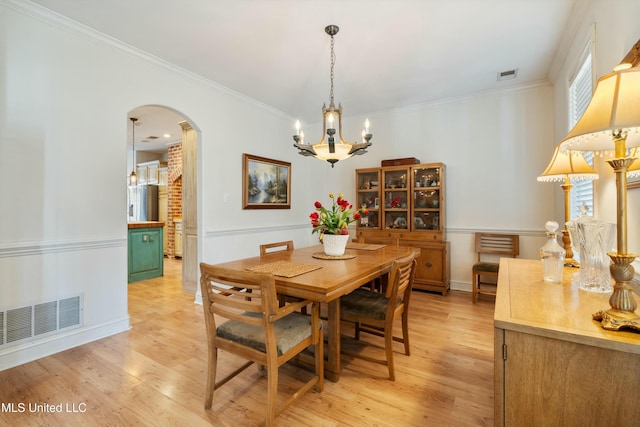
309,193,368,240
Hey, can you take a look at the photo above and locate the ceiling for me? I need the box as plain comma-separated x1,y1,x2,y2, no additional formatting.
30,0,577,153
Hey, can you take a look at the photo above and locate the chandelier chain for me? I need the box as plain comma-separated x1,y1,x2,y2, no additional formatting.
329,34,335,105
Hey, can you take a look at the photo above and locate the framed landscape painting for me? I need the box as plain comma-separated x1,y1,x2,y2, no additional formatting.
242,154,291,209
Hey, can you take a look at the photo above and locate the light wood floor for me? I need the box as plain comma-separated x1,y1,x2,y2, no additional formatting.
0,258,496,426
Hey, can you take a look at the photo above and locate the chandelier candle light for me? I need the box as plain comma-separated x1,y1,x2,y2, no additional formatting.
558,63,640,331
293,25,372,167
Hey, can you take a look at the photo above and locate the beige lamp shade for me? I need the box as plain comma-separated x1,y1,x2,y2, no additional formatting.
559,67,640,152
537,146,599,182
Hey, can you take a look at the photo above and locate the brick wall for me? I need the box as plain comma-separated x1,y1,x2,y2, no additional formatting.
167,143,183,257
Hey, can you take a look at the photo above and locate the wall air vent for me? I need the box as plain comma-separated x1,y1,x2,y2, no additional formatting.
34,301,57,336
1,295,82,347
497,69,518,81
7,306,32,343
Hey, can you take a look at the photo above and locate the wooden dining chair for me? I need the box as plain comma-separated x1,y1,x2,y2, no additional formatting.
472,233,519,303
199,263,324,427
339,251,418,381
258,240,306,312
354,235,398,292
259,240,294,256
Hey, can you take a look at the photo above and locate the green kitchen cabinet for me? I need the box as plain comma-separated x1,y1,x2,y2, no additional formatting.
128,227,164,282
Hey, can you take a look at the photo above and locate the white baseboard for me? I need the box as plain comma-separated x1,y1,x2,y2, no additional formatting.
0,316,131,371
450,280,472,293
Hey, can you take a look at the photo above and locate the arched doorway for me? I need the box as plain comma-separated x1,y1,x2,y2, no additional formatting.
127,105,199,294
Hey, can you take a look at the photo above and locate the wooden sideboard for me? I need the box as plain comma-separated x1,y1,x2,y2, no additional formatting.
494,258,640,427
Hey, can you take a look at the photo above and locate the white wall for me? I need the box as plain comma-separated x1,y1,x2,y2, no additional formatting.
0,1,308,370
302,83,556,290
2,0,639,370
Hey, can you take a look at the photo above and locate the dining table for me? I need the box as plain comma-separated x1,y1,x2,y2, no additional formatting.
211,242,419,382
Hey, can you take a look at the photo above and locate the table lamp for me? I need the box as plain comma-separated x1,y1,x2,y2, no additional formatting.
559,64,640,331
537,147,598,267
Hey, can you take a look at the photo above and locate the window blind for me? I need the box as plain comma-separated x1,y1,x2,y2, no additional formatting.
568,51,594,219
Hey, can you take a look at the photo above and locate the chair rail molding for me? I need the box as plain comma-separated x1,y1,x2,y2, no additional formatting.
0,238,125,258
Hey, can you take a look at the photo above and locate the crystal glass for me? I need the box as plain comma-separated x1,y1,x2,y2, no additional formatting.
566,213,615,293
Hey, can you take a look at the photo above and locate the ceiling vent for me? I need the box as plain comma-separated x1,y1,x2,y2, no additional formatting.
497,69,518,81
143,136,159,142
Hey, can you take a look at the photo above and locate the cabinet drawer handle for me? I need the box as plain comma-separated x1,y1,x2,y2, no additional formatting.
425,261,433,268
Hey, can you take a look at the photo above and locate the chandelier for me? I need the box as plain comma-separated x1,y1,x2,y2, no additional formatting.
293,25,372,167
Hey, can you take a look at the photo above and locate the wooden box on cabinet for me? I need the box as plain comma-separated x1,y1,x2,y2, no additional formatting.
356,162,449,295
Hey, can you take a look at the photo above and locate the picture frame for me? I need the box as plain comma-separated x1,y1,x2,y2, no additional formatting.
242,154,291,209
629,173,640,189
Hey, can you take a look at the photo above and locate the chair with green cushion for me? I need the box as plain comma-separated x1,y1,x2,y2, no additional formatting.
472,233,519,303
339,251,418,381
199,263,324,427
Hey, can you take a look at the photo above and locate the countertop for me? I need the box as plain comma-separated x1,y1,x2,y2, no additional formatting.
494,257,640,354
128,221,165,229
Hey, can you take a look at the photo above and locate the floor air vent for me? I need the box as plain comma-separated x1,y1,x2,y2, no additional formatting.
1,295,82,347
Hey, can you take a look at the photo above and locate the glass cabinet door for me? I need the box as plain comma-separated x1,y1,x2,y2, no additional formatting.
413,166,442,232
382,168,409,230
356,169,381,229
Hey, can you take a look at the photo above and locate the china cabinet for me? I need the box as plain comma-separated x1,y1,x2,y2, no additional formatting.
355,162,450,295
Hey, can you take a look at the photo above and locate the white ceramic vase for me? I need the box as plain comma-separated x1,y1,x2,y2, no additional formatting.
323,233,349,256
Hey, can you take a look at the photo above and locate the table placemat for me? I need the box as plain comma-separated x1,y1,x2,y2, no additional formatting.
312,252,357,260
346,242,386,251
247,261,322,278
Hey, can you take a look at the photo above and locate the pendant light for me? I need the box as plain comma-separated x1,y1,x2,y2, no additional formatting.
129,117,138,186
292,25,372,167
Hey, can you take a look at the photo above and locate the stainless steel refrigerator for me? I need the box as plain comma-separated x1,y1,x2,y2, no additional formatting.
137,184,159,221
